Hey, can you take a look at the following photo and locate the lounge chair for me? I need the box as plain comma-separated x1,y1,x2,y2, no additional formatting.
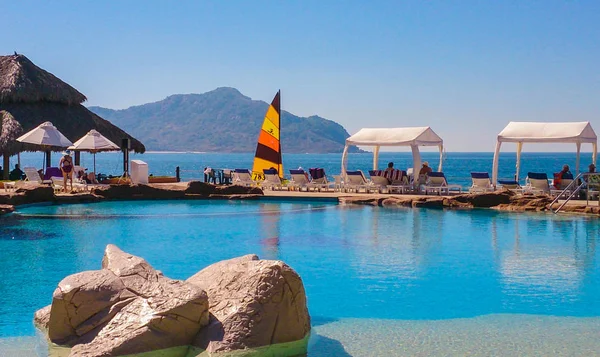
3,181,16,192
289,169,311,191
51,176,88,193
232,169,256,187
332,175,343,192
551,172,575,198
585,174,600,200
524,172,550,194
308,168,331,191
423,172,462,195
44,167,63,181
262,168,285,190
387,169,411,194
23,167,51,185
368,170,390,193
469,172,494,193
498,179,523,193
345,170,373,193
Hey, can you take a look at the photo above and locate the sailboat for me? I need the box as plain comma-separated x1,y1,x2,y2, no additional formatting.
252,90,283,180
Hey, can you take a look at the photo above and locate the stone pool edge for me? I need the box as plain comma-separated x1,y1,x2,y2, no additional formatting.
0,182,598,217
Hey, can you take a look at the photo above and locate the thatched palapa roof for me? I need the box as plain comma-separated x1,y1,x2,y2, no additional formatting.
0,54,145,156
0,110,22,152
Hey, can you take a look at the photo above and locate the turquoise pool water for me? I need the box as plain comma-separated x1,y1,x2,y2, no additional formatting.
1,200,600,356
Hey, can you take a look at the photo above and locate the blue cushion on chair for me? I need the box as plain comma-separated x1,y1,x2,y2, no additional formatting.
471,172,490,179
527,172,548,180
234,169,250,174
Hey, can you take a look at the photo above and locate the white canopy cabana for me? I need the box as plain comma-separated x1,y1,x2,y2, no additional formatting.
492,122,598,185
341,127,444,180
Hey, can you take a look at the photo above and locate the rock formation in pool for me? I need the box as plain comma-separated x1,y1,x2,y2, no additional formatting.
34,245,311,357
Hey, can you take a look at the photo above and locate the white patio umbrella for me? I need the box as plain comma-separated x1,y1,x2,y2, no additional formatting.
68,129,120,173
16,121,73,171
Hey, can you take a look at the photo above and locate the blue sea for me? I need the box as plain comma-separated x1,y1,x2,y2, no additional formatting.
7,151,596,188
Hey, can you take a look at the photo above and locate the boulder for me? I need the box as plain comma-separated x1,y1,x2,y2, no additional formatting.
35,246,309,356
412,197,445,208
48,269,127,345
187,255,311,354
91,184,185,200
185,181,218,195
458,191,513,208
37,244,209,356
0,204,14,215
0,185,55,206
214,185,263,195
70,279,209,357
33,305,51,331
185,181,264,196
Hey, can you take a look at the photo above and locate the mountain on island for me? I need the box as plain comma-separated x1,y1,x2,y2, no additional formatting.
89,87,361,153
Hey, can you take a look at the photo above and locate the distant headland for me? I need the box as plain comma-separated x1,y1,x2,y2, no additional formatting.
89,87,363,153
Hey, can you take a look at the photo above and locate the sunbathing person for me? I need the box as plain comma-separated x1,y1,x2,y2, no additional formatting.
419,161,432,175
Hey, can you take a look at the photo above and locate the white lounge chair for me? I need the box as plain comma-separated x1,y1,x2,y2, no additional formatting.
232,169,256,187
289,169,311,191
551,176,574,198
368,170,389,193
424,172,462,195
332,175,343,192
23,167,51,185
262,169,286,190
469,172,494,193
524,172,550,194
308,168,331,191
345,170,373,193
51,176,88,193
386,169,411,194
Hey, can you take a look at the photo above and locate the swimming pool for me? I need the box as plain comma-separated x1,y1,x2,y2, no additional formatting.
1,200,600,356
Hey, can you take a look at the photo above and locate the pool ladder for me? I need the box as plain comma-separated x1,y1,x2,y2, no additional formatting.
551,172,599,214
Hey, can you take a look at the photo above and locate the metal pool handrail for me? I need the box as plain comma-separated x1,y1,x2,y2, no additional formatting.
551,172,600,213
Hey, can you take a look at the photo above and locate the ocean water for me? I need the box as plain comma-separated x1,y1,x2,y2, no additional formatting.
1,200,600,356
7,151,596,188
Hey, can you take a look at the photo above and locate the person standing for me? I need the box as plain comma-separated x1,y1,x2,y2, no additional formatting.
59,150,74,192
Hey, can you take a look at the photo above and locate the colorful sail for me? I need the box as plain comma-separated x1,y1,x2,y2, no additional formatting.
252,90,282,180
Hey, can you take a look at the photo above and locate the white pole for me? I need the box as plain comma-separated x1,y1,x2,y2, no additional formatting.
593,142,598,166
438,144,443,171
411,144,421,188
516,142,523,183
373,145,380,170
575,142,581,176
492,141,502,187
341,144,349,181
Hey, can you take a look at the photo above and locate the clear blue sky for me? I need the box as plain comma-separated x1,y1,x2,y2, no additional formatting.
2,1,599,151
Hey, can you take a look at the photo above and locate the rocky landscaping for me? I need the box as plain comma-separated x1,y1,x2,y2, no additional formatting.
340,190,600,215
34,245,311,357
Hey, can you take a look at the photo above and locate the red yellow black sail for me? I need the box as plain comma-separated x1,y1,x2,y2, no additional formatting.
252,91,282,180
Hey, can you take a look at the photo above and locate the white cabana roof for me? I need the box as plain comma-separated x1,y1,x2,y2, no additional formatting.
492,121,598,185
497,122,597,144
346,127,443,146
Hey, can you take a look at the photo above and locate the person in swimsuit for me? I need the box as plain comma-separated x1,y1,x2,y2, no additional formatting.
59,150,74,192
